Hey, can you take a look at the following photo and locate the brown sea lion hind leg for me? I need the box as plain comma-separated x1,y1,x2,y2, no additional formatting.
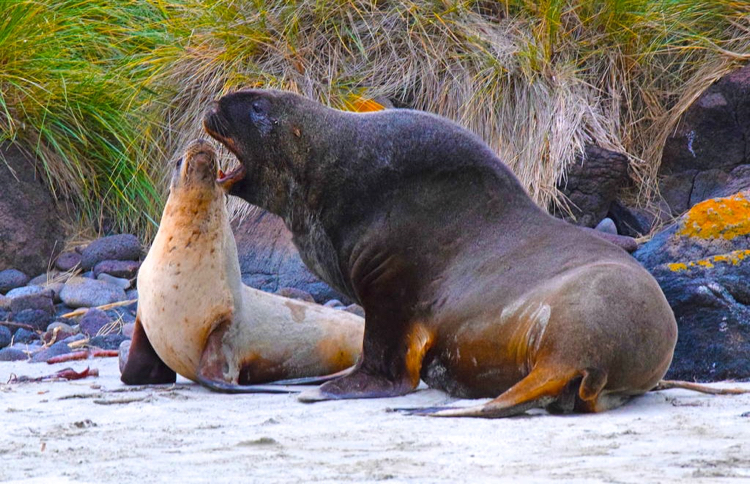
120,313,177,385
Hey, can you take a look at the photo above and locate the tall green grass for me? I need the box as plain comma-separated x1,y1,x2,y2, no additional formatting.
0,0,170,237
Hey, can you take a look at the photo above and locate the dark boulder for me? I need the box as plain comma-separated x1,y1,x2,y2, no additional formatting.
635,191,750,381
0,325,11,349
0,143,66,275
232,208,349,304
93,260,140,279
660,64,750,215
554,145,631,228
54,251,82,272
80,234,142,271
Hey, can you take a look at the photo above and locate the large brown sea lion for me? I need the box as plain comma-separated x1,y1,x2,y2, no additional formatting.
119,140,364,391
203,89,678,417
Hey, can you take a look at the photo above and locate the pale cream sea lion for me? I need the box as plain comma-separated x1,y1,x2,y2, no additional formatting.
120,140,364,391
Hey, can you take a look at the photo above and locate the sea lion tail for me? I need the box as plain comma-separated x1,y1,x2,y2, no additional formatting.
653,380,750,395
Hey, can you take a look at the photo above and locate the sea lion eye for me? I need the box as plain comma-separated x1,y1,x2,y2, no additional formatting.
251,100,265,115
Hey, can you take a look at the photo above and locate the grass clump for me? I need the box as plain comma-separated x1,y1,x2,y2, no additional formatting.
0,0,170,237
143,0,750,212
3,0,750,235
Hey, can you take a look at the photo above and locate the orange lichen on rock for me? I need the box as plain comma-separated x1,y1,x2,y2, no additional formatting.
668,249,750,272
677,193,750,240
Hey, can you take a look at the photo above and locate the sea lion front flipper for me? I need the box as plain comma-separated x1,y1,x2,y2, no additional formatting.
120,313,177,385
195,318,303,394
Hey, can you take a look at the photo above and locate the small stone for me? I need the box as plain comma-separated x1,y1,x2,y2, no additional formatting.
119,340,131,373
54,303,76,318
595,217,618,235
89,334,128,350
0,294,9,311
105,309,135,325
55,251,82,272
125,289,138,301
0,269,30,294
0,347,28,362
79,308,112,337
43,322,77,344
9,291,54,315
60,333,86,345
275,287,315,303
343,304,365,318
5,285,54,299
30,341,72,363
12,309,53,332
93,260,140,279
324,299,344,308
13,327,38,344
80,234,142,271
0,325,11,349
28,271,60,286
59,277,127,308
97,273,131,290
121,322,135,338
81,271,95,279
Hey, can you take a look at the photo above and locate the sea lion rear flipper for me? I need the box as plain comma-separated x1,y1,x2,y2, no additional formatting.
406,366,584,418
120,313,177,385
195,318,303,394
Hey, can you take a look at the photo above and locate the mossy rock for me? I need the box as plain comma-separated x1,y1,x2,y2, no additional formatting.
635,191,750,381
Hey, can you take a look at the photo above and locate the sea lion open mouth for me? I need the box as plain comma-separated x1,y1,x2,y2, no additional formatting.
216,164,246,190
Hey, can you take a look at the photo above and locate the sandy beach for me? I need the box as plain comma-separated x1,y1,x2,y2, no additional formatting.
1,357,749,484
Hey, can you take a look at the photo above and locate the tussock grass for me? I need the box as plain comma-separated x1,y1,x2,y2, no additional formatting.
3,0,750,235
141,0,750,213
0,0,169,238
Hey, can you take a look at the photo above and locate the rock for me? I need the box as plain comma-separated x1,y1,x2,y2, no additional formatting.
6,285,53,299
96,273,131,290
28,272,58,286
43,322,77,344
324,299,344,308
343,304,365,318
0,269,30,293
594,217,617,235
554,145,631,227
106,308,135,325
0,143,66,275
80,234,142,271
55,251,82,272
78,308,112,337
9,289,54,315
0,325,11,349
54,303,76,318
29,341,72,363
660,64,750,215
0,294,9,311
635,191,750,381
59,277,127,308
12,309,53,331
60,333,86,345
607,200,671,238
0,347,28,362
119,340,131,373
121,322,135,338
93,260,140,279
233,209,350,304
13,327,39,344
275,287,315,303
126,289,138,301
89,334,128,350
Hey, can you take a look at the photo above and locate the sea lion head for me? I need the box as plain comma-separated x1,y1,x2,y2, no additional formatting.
171,139,222,192
203,89,316,207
